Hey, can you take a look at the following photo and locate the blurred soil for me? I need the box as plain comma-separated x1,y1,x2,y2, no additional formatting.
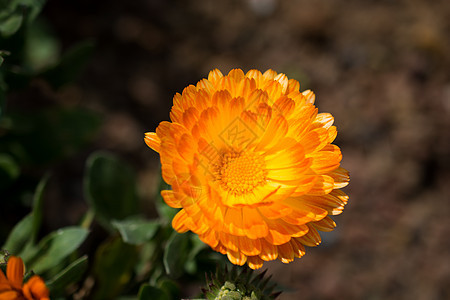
18,0,450,299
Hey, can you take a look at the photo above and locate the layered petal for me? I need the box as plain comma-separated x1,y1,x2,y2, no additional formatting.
0,256,49,300
145,68,349,269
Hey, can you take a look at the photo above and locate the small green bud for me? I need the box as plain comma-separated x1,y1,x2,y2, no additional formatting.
250,291,259,300
226,290,243,300
224,281,236,291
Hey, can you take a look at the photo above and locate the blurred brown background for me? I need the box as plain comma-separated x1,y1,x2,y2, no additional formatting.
27,0,450,299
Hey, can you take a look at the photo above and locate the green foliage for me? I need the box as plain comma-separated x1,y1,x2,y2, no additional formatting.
92,237,138,300
30,175,47,242
24,18,59,72
45,255,88,297
41,40,95,89
3,176,48,252
163,231,208,279
3,213,33,254
2,177,89,295
0,2,26,38
135,278,180,300
112,217,160,245
29,227,89,274
0,153,19,190
138,284,170,300
84,152,139,229
163,231,191,279
2,108,101,165
0,0,46,36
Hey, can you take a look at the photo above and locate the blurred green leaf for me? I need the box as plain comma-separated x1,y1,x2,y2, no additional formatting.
30,227,89,274
185,234,208,274
163,232,190,279
5,108,101,165
85,152,139,229
2,176,47,253
158,279,180,300
2,213,33,254
112,217,160,245
25,18,60,72
0,9,23,37
22,0,47,23
0,153,20,189
41,40,95,89
31,175,48,243
138,284,170,300
46,255,88,296
92,238,137,300
0,0,46,26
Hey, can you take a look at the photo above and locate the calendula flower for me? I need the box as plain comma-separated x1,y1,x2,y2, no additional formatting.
0,256,50,300
145,69,349,269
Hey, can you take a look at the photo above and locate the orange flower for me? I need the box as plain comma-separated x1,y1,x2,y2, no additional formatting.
0,256,50,300
145,69,349,269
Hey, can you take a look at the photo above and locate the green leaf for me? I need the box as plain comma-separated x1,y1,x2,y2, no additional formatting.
46,255,88,296
112,217,160,245
0,10,23,37
31,175,48,242
30,227,89,274
163,231,190,278
92,238,137,300
41,40,95,89
0,153,20,190
2,213,33,254
6,108,101,165
185,234,207,274
84,152,139,229
0,0,46,24
158,279,180,300
138,284,170,300
2,176,47,253
24,18,60,72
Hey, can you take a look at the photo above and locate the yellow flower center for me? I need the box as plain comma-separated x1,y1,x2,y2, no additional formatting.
215,150,267,195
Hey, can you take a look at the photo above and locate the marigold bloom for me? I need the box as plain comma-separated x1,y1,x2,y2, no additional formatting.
0,256,50,300
145,69,349,269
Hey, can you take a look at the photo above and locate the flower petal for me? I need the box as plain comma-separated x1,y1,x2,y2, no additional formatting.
0,269,11,292
0,290,21,300
259,239,278,261
6,256,23,290
278,242,295,263
172,210,191,233
22,276,49,300
226,249,247,266
247,255,264,269
144,132,161,153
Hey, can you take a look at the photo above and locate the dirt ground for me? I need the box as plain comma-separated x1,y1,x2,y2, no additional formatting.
31,0,450,299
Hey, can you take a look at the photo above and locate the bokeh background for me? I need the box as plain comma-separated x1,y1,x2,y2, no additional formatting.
3,0,450,299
